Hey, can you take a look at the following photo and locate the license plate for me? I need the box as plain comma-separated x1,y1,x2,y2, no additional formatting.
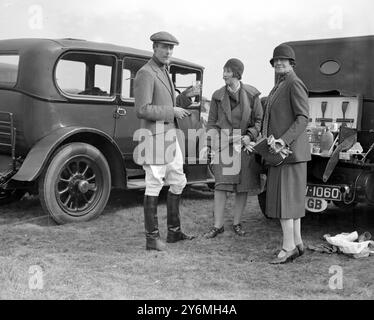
306,184,342,201
305,197,328,213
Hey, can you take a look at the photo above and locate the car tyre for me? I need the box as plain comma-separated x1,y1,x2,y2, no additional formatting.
39,143,111,224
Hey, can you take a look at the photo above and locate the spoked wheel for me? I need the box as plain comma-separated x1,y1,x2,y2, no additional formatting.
39,143,111,224
0,189,26,206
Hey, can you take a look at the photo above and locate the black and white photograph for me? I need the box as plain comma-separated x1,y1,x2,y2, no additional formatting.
0,0,373,305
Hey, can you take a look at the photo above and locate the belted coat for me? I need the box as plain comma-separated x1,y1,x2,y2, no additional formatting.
207,83,263,192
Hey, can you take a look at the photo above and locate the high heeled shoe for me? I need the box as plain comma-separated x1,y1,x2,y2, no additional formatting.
296,243,305,256
269,247,299,264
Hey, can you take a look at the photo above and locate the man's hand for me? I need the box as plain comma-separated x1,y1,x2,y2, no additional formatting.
184,83,201,98
174,107,191,119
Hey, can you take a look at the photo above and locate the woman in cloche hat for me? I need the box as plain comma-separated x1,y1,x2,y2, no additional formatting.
262,44,311,264
203,58,263,239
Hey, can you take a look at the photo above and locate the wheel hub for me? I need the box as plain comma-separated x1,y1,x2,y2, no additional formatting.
78,180,89,193
68,175,94,195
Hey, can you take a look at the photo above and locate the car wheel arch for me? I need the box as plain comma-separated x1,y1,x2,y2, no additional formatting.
11,127,126,188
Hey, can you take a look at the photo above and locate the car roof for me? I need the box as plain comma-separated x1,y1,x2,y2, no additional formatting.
0,38,204,69
286,34,374,47
0,38,203,100
285,35,374,98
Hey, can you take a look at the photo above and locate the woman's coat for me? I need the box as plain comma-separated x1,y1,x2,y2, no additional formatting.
207,84,263,190
265,71,311,163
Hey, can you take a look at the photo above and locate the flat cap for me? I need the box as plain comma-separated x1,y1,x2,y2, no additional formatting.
150,31,179,46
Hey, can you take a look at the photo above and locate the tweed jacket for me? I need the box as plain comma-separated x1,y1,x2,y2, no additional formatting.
265,71,311,163
133,58,178,165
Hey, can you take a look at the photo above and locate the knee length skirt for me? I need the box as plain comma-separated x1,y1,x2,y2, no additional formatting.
212,150,261,195
265,162,307,219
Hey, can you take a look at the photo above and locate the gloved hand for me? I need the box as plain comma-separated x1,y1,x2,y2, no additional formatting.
267,135,293,159
241,135,255,153
267,135,285,154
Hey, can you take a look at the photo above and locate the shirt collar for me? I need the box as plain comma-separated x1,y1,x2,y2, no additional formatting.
152,55,168,71
227,81,241,95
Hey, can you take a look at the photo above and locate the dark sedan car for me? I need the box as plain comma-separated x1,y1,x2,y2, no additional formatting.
0,38,213,224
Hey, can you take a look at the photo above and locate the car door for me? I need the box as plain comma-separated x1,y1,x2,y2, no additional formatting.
170,64,206,165
54,50,119,139
113,56,147,169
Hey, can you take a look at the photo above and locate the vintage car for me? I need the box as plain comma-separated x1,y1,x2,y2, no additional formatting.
259,35,374,216
0,38,213,224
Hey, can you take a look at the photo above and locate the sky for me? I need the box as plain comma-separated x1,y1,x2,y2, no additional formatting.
0,0,373,98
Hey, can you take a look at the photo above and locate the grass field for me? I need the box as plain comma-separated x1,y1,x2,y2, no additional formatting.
0,185,373,299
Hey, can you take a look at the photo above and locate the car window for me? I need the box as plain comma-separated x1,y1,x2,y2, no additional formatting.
55,60,86,94
169,65,202,107
121,58,147,101
0,54,19,86
55,52,116,98
320,60,341,75
95,64,112,94
174,73,198,95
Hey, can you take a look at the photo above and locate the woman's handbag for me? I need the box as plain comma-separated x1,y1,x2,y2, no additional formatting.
253,137,290,166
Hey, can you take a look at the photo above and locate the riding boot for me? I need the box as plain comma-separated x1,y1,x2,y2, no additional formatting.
166,192,196,243
144,195,166,251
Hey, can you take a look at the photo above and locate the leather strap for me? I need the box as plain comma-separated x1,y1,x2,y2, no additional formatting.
322,132,357,182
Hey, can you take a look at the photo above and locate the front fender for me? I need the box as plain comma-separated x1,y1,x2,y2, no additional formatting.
12,126,123,182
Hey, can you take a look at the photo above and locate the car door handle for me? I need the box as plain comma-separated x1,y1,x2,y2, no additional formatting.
116,107,127,117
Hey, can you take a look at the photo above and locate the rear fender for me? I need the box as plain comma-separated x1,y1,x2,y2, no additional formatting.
11,127,126,188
